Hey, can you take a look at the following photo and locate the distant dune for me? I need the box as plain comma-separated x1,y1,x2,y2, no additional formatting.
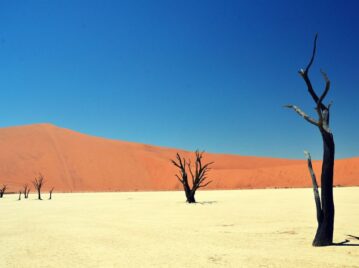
0,124,357,192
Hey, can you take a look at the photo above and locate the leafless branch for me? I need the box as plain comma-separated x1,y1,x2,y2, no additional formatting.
284,104,319,126
318,69,330,105
304,151,323,225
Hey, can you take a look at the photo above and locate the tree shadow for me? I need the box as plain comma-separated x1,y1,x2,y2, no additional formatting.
347,234,359,240
197,201,217,205
332,235,359,247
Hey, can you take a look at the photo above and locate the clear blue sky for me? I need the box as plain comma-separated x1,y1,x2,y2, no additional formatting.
0,0,358,159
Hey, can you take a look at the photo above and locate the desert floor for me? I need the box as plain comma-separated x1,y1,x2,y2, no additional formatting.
0,188,358,267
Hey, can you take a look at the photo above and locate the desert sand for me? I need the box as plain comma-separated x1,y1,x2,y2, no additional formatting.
0,188,358,267
0,123,358,192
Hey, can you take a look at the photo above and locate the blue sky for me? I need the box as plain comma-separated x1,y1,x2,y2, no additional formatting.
0,0,358,159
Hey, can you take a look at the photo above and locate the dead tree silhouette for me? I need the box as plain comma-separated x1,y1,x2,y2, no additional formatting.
18,190,21,201
49,187,54,200
285,34,335,246
23,184,30,199
171,151,213,203
0,185,7,198
32,174,45,200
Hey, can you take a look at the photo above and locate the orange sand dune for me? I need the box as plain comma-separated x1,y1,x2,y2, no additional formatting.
0,124,357,192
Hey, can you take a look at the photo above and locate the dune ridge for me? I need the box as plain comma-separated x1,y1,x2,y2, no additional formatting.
0,123,357,192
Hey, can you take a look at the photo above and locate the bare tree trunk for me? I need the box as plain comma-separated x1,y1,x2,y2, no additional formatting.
37,190,42,200
0,185,7,198
49,187,54,200
18,191,21,201
26,189,30,199
313,131,335,246
185,188,196,203
23,185,30,199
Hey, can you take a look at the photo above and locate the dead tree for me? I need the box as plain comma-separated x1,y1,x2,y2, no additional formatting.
23,184,30,199
49,187,54,200
32,174,45,200
18,190,22,201
0,185,7,198
285,34,335,246
171,151,213,203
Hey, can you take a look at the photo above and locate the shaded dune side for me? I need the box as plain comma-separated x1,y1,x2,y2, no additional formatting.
0,124,357,192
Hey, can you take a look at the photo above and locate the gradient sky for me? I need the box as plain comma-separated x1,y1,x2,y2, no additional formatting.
0,0,358,159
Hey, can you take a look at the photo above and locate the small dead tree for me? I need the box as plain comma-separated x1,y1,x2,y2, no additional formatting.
18,190,22,201
23,184,30,199
32,174,45,200
285,34,335,246
171,151,213,203
49,187,54,200
0,185,7,198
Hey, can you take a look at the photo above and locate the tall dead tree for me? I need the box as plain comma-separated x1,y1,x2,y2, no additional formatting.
0,185,7,198
285,34,335,246
32,174,45,200
23,184,30,199
171,151,213,203
49,187,54,200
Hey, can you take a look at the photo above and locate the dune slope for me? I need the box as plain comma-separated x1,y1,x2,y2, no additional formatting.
0,124,357,192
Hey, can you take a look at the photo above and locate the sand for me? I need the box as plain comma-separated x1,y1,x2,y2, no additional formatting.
0,188,358,267
0,123,358,192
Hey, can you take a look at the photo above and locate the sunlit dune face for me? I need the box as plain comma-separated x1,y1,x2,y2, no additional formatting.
0,124,358,192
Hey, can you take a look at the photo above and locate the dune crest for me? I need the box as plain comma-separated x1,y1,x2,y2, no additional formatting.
0,124,357,192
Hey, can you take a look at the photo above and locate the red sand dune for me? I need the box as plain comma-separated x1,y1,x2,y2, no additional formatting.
0,123,357,192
